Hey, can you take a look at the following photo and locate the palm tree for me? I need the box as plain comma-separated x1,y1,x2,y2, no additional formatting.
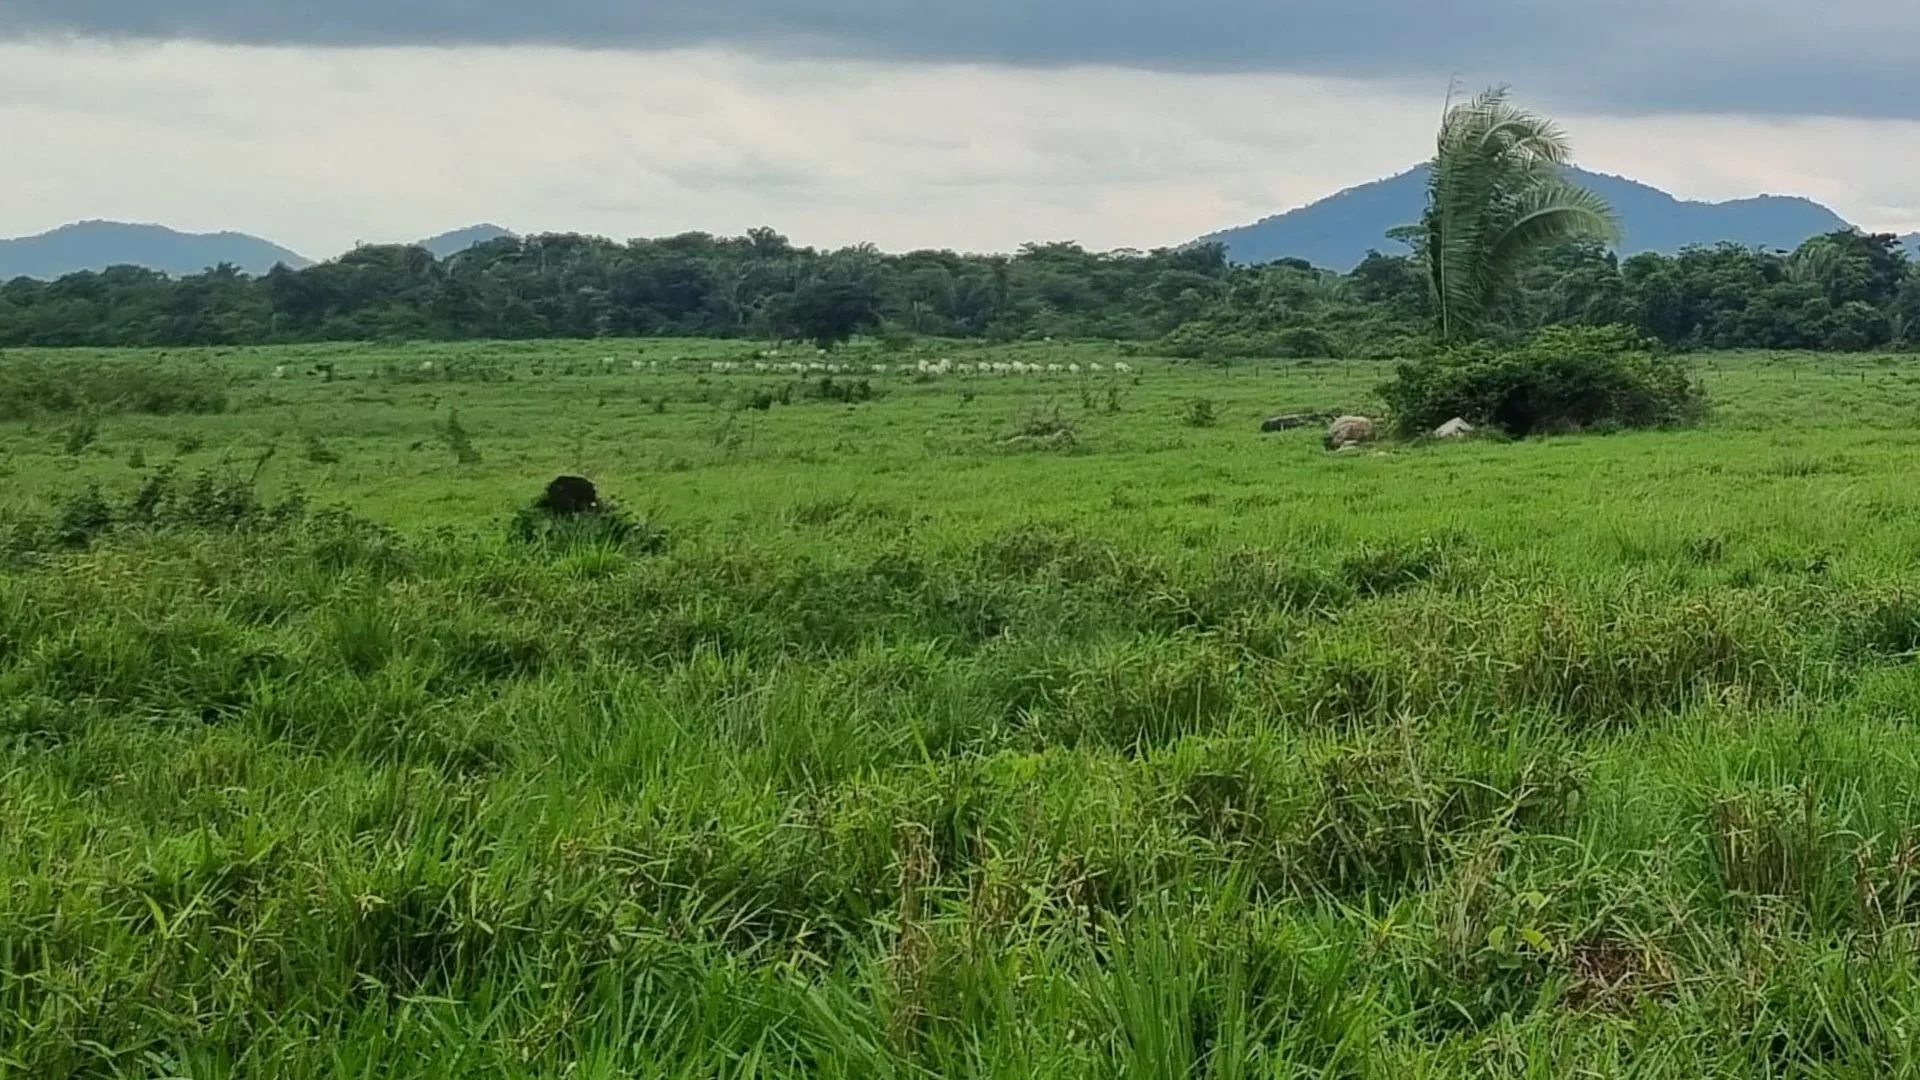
1424,87,1621,342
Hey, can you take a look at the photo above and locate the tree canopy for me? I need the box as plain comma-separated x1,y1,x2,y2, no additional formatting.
0,226,1915,356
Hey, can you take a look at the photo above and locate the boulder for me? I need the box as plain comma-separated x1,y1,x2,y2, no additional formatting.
1324,416,1377,451
1261,412,1324,433
1434,417,1475,439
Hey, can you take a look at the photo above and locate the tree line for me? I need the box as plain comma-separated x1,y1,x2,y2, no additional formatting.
3,218,1916,356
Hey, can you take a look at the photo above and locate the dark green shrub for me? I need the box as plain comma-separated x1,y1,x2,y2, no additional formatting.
1378,325,1706,437
55,486,114,549
806,377,876,404
1162,325,1344,360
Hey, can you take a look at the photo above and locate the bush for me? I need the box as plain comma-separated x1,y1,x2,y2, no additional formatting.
1378,325,1706,438
806,377,876,404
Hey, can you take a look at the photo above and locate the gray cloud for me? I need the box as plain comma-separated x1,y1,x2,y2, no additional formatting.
4,1,1913,118
11,41,1920,259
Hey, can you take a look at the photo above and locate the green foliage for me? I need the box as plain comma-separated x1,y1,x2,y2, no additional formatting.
780,265,884,350
1004,404,1079,451
0,357,227,419
1182,397,1219,428
1379,325,1708,437
1161,261,1357,359
60,414,99,455
303,434,342,464
807,376,878,404
8,342,1920,1074
1164,322,1344,360
1424,88,1621,342
3,221,1918,356
443,409,481,465
508,499,668,555
3,468,311,557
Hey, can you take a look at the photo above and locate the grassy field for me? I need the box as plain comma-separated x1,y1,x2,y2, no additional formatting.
7,340,1920,1077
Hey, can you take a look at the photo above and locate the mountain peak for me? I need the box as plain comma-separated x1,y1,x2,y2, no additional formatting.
421,224,515,258
1200,166,1855,269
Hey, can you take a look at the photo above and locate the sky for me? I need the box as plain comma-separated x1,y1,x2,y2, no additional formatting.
6,2,1920,259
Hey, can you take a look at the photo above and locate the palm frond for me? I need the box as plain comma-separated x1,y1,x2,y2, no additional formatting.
1423,86,1615,341
1488,183,1621,259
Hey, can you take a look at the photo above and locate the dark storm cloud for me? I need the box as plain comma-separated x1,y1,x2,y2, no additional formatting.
5,0,1913,118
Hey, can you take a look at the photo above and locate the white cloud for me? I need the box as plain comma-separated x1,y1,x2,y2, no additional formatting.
3,40,1920,260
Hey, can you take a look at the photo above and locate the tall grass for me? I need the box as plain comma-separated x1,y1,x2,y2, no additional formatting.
0,356,227,419
4,343,1920,1076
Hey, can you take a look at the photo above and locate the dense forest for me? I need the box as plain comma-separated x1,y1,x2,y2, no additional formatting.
1,226,1915,355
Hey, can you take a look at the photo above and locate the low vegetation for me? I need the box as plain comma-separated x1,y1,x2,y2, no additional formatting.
0,340,1918,1076
0,356,227,419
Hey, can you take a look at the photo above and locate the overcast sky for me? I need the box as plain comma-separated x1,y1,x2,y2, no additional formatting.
7,2,1920,258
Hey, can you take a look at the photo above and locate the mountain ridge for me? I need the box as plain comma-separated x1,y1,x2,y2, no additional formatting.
0,171,1892,281
0,221,314,280
0,222,518,281
1199,165,1856,269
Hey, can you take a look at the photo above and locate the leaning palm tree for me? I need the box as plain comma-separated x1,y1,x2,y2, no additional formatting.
1424,87,1621,342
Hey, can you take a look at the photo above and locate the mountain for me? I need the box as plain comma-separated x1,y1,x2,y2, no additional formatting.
1201,166,1855,270
420,224,514,258
0,221,311,279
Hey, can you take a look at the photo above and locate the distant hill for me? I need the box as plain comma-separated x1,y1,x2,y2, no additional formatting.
0,221,311,280
420,224,514,258
1201,166,1855,270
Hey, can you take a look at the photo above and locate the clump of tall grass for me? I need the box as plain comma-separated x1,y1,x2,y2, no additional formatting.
1002,406,1079,451
508,491,667,555
1,467,310,555
0,357,227,419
